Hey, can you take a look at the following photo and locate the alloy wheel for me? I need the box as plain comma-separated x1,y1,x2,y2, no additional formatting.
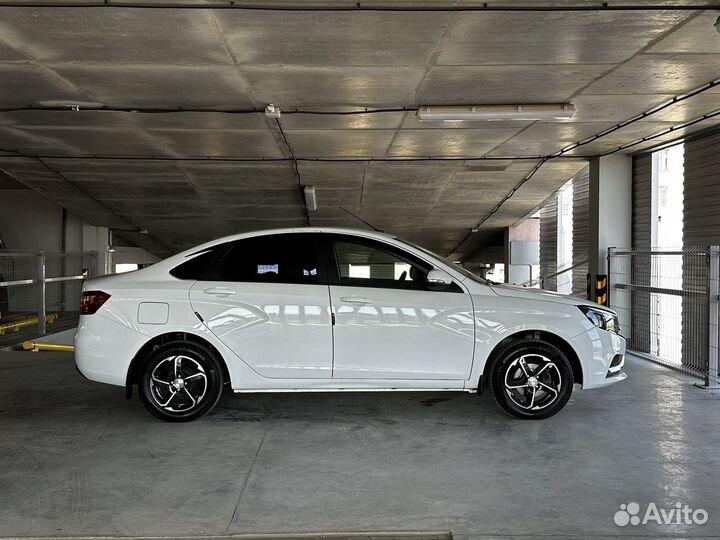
503,354,562,411
149,355,208,412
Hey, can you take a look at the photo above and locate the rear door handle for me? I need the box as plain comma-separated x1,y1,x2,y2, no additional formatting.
340,296,373,305
203,287,236,297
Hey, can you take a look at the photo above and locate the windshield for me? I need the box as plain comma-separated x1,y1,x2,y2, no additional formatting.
395,237,491,285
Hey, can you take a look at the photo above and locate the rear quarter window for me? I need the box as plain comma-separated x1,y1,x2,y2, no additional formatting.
169,245,224,280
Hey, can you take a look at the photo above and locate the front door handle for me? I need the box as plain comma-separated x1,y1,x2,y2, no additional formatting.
340,295,373,305
203,287,236,297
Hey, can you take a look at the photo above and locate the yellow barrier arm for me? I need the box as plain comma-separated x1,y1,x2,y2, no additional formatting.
22,341,75,353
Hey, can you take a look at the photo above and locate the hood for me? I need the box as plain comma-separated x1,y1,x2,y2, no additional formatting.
489,283,589,307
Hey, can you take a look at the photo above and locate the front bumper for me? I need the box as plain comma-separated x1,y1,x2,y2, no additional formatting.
571,328,627,389
605,353,625,379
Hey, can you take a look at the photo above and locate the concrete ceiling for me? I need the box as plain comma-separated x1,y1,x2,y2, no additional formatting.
0,3,719,258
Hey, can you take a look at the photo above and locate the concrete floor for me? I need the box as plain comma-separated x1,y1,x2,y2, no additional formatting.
1,352,719,540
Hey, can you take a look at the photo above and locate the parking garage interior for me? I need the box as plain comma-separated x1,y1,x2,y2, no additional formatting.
1,1,720,539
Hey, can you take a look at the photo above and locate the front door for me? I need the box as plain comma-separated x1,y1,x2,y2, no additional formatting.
189,233,333,379
327,236,475,380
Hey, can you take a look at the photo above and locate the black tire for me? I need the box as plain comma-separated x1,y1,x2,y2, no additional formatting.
138,341,224,422
488,339,574,420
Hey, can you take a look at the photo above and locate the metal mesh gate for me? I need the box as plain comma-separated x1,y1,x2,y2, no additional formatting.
608,246,719,386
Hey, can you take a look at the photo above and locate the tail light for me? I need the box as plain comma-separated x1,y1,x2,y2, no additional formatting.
80,290,111,315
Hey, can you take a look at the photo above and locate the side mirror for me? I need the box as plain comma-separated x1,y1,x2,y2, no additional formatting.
426,268,453,290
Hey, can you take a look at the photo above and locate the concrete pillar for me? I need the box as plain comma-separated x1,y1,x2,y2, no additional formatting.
82,223,110,275
588,155,632,327
588,155,632,277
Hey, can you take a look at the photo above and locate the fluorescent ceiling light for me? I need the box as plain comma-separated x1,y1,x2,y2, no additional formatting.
417,104,575,122
265,103,281,118
304,186,318,211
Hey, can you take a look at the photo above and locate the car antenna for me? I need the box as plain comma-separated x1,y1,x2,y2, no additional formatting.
339,206,384,232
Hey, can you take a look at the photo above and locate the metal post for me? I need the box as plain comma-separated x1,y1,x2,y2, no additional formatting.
607,250,611,308
707,246,720,388
37,250,47,336
106,229,113,275
89,251,98,278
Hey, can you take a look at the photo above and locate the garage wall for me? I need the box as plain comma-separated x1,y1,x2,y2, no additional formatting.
536,165,589,295
626,131,720,372
0,188,104,314
571,166,589,297
629,147,699,247
539,197,558,290
683,131,720,245
0,189,111,254
0,189,66,251
0,187,159,275
682,131,720,371
0,188,112,274
632,155,653,250
630,154,652,353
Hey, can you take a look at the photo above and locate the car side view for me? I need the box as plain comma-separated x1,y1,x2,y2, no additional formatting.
75,227,626,422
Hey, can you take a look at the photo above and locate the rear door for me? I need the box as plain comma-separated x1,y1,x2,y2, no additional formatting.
189,233,333,379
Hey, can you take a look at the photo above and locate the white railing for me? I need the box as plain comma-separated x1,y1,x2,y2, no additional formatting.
0,250,97,344
519,259,588,290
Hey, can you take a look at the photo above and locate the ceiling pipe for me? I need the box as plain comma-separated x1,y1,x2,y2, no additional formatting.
0,2,715,11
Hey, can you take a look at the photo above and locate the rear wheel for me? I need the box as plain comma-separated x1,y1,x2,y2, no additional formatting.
138,342,223,422
488,339,574,420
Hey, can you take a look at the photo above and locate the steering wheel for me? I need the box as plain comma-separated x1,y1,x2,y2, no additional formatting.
398,270,407,281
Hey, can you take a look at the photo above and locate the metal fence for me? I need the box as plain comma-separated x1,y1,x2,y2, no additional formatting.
608,246,719,387
0,251,97,347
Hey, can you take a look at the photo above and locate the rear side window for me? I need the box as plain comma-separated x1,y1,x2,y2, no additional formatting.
170,246,224,280
211,234,320,285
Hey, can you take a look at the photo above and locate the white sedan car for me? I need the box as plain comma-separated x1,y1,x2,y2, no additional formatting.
75,227,626,422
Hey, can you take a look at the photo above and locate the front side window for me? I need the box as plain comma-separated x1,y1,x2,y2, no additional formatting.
396,237,489,285
212,234,320,284
333,239,429,290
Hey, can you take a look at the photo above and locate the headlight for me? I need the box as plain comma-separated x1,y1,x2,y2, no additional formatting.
578,305,620,334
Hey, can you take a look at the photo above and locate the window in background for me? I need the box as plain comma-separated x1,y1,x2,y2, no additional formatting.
348,264,370,278
651,143,684,361
556,181,574,294
653,144,684,248
487,263,505,284
115,263,138,274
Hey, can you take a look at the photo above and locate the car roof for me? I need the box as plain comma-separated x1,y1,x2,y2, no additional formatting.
204,226,396,245
167,227,399,264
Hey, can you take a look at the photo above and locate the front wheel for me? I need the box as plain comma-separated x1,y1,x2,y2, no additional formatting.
488,339,574,420
138,342,224,422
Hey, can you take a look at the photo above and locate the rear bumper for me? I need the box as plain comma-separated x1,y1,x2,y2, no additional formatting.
75,314,145,387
